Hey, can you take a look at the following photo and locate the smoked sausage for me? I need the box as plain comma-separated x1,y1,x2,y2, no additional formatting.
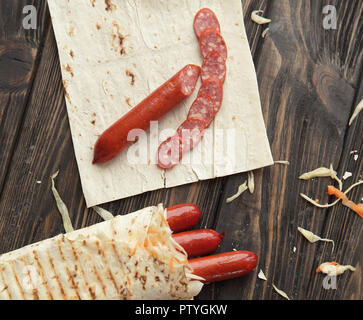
157,135,182,170
197,76,223,116
177,117,206,153
199,28,228,60
194,8,221,39
187,94,215,127
188,251,258,283
93,64,201,164
166,203,202,233
201,51,226,84
172,229,224,258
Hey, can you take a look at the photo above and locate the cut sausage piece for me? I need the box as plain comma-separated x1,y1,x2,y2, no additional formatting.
172,229,225,258
198,76,223,115
199,28,227,60
194,8,221,39
93,64,201,164
201,51,226,84
166,204,202,233
157,135,182,170
187,94,215,127
177,117,206,153
188,251,258,283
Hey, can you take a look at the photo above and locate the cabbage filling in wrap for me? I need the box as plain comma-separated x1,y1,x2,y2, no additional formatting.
0,205,203,300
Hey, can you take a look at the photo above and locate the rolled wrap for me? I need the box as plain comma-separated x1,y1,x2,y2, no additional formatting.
0,205,203,300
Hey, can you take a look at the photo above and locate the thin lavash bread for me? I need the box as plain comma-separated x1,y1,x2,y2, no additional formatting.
46,0,274,207
0,205,203,300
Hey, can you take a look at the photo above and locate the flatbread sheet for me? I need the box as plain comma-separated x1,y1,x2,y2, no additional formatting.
47,0,274,207
0,205,203,300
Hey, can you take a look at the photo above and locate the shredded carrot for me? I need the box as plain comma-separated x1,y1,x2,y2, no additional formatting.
328,185,363,218
149,235,159,246
342,200,363,218
169,257,175,272
327,186,348,201
132,239,139,255
159,211,169,227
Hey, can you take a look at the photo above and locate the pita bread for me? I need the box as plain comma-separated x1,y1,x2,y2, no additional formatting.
0,205,203,300
47,0,273,207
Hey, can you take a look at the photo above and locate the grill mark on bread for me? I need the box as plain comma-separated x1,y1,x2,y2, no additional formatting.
0,267,12,299
58,237,81,300
46,249,67,299
67,239,79,261
110,222,131,299
67,239,94,300
32,250,53,300
81,239,107,298
95,240,120,297
9,261,26,299
20,256,39,300
111,242,130,299
91,264,107,297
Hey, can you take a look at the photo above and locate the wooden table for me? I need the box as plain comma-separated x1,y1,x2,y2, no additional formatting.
0,0,362,300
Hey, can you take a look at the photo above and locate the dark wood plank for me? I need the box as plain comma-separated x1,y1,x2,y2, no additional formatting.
0,0,361,302
210,0,363,300
0,1,49,194
310,82,363,300
0,24,83,253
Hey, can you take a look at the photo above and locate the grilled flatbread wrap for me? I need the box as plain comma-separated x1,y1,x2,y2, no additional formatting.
0,205,203,300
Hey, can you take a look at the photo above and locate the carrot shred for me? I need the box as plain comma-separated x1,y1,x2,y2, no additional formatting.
159,211,169,227
132,239,139,255
342,200,363,218
328,185,363,218
327,185,348,201
169,257,175,272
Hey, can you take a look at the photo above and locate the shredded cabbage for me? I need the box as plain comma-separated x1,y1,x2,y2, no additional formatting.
93,206,114,220
50,171,74,233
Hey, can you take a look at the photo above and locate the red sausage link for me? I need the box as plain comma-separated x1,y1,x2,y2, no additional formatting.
201,51,226,84
199,28,228,60
197,76,223,116
187,94,215,127
194,8,221,39
177,117,206,153
188,251,258,283
172,229,225,258
166,204,202,233
93,64,201,164
157,135,182,170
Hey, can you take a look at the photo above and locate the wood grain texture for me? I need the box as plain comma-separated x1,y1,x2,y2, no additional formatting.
208,0,363,300
0,0,362,300
0,0,49,194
